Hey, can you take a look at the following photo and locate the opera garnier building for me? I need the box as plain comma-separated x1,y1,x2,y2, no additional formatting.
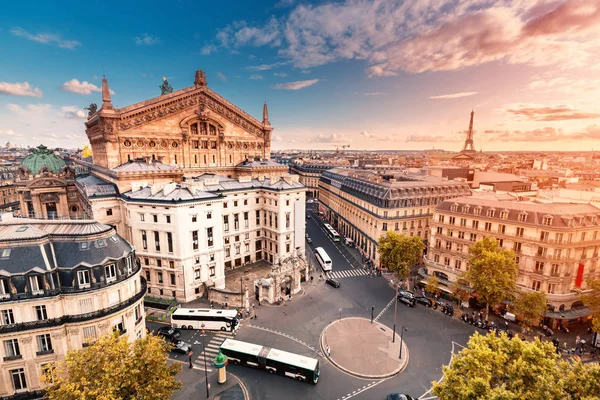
0,213,145,397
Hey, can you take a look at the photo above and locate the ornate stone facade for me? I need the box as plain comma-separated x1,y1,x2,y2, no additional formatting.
85,70,272,173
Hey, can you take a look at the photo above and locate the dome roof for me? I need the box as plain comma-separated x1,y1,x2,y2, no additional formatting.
22,145,66,174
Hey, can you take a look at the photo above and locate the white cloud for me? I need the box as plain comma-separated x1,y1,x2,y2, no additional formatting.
300,70,311,74
364,92,384,96
8,104,52,115
312,133,350,143
216,72,227,82
430,92,479,99
0,82,43,98
0,129,23,137
274,72,288,77
272,79,319,90
201,44,217,55
526,77,600,95
58,106,86,119
273,135,284,142
247,61,288,71
210,0,600,75
249,75,264,80
10,27,80,49
134,33,161,46
359,130,393,141
60,79,115,95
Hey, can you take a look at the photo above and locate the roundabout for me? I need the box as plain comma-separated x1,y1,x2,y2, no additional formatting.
320,317,409,379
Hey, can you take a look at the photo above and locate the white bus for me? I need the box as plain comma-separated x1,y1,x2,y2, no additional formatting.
323,223,341,242
220,338,320,384
171,308,239,332
314,247,332,272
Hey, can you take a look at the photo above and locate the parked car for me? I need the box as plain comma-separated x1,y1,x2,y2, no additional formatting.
307,237,313,244
307,215,311,219
397,290,416,307
326,278,340,288
386,394,415,400
157,326,181,340
170,339,192,354
415,297,432,307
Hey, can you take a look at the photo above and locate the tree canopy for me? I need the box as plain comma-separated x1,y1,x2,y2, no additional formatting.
378,231,425,280
450,277,471,305
425,275,440,296
44,331,182,400
465,237,518,319
432,332,600,400
513,290,547,328
582,279,600,333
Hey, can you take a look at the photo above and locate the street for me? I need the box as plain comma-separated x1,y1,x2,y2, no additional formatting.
156,204,477,400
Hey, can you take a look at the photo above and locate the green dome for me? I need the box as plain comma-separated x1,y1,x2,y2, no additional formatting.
22,145,66,174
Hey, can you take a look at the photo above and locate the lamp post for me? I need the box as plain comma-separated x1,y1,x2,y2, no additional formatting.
200,323,210,398
371,305,374,323
339,307,342,322
399,326,407,359
393,285,400,343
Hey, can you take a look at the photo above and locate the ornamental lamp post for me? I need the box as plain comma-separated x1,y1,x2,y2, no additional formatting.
399,326,408,359
214,350,229,384
200,323,210,398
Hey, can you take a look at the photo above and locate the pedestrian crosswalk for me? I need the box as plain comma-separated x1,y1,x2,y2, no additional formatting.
327,268,370,279
191,330,235,371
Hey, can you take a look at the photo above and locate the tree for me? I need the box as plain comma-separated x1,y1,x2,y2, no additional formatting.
513,291,547,329
465,237,518,320
450,277,471,306
44,331,182,400
425,275,440,296
378,232,425,280
582,279,600,333
432,332,600,400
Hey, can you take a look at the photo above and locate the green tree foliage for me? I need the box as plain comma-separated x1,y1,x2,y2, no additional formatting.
425,275,440,296
465,237,518,320
582,279,600,333
513,291,547,328
433,332,600,400
44,331,182,400
378,231,425,280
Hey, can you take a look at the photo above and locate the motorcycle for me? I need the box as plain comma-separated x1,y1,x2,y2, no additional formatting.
445,305,454,316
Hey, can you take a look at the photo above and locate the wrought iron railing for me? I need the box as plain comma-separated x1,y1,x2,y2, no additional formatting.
0,278,146,335
0,389,45,400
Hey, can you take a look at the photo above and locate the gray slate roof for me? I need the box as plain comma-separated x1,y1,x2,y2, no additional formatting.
76,174,118,197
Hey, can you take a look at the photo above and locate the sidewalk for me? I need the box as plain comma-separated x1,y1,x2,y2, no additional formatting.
173,364,249,400
320,317,408,379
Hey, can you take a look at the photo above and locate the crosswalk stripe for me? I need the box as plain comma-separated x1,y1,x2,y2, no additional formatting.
206,344,220,349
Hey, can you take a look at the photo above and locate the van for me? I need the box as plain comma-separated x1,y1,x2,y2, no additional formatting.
504,312,516,322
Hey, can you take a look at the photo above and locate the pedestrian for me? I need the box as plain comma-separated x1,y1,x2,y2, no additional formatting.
326,345,331,357
576,335,581,346
188,352,193,369
210,301,214,309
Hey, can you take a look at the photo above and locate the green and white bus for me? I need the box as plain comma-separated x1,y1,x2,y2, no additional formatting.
323,223,341,241
219,338,320,384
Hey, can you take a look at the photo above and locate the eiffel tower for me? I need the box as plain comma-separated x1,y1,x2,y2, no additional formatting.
461,110,476,154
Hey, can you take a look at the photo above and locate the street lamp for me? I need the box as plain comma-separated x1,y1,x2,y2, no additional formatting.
393,285,400,343
399,326,407,359
200,323,210,398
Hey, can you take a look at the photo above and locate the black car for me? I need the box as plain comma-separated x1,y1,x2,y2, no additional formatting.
386,394,415,400
415,297,432,307
171,339,192,354
157,326,181,340
397,291,416,307
326,278,340,288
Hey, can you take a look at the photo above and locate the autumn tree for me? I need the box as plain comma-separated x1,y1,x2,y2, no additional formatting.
425,275,440,296
378,232,425,280
513,290,547,329
433,332,600,400
582,279,600,333
465,237,518,320
450,277,471,306
44,331,182,400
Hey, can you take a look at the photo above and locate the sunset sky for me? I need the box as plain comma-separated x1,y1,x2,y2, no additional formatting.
1,0,599,151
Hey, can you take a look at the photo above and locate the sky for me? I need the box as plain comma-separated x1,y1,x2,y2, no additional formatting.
1,0,600,152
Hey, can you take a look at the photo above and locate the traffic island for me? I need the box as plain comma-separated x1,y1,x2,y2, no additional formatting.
320,317,408,379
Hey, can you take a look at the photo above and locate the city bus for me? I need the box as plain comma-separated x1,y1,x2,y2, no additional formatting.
219,338,320,384
323,223,341,242
314,247,332,272
171,308,239,332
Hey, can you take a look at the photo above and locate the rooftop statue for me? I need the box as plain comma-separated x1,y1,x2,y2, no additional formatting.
160,76,173,95
85,103,98,116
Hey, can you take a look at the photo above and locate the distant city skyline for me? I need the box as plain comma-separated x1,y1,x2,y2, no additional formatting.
1,0,599,151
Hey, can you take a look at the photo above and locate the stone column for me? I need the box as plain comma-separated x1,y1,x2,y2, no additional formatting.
59,192,69,218
31,193,43,218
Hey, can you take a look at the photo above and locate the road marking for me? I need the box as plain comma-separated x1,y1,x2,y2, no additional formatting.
418,341,466,400
327,269,369,279
246,324,324,358
374,297,395,322
337,380,385,400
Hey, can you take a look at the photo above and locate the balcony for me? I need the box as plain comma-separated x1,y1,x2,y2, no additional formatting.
36,349,54,357
3,354,22,362
0,278,146,335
